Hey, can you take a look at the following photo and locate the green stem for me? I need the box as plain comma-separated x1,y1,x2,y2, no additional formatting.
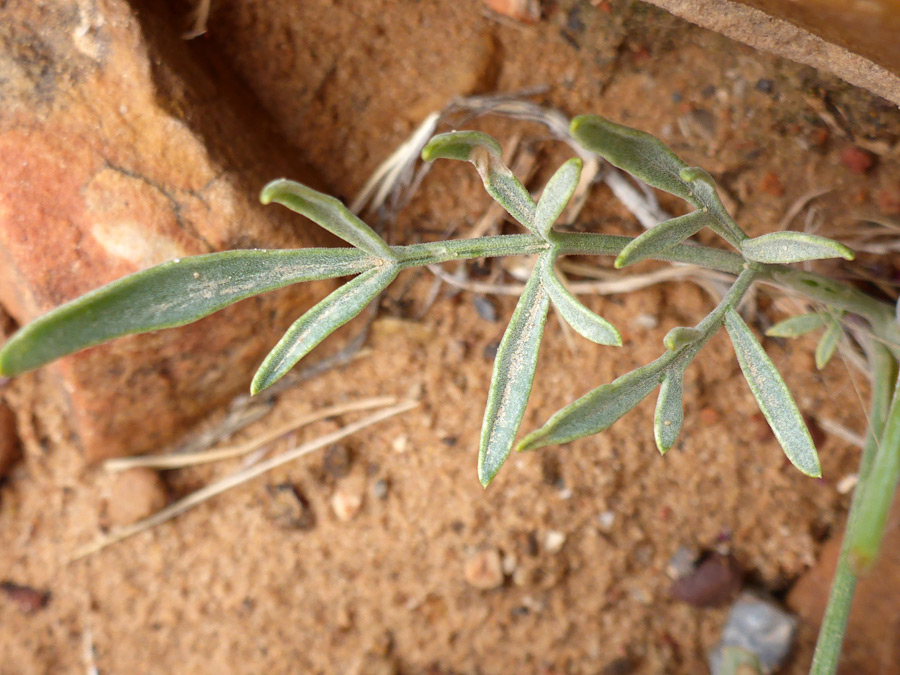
393,234,900,356
810,341,897,674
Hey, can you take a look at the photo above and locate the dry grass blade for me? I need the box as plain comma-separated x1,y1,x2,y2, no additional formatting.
104,396,398,471
778,187,833,230
182,0,211,39
72,399,418,560
428,263,732,296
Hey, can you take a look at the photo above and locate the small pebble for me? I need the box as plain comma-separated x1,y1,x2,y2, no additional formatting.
0,400,21,477
464,548,504,590
601,657,636,675
708,593,797,675
670,553,743,608
266,483,315,530
840,146,875,174
632,313,658,330
482,0,540,23
754,78,774,94
544,530,566,554
323,444,352,478
1,581,50,613
597,511,616,532
836,473,858,495
332,483,364,521
666,546,699,580
501,552,518,575
472,296,498,322
391,435,408,454
372,478,389,500
758,171,784,197
107,468,167,526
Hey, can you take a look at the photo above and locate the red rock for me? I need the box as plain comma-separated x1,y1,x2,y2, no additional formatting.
839,146,876,174
759,171,785,197
482,0,540,23
788,491,900,672
1,582,50,613
0,0,338,459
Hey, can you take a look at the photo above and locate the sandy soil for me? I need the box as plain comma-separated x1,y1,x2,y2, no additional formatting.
2,1,899,673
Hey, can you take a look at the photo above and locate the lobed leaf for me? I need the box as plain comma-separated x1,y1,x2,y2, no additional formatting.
251,263,399,394
518,355,670,451
423,131,537,233
0,248,372,377
765,312,826,338
540,253,621,346
741,231,854,264
534,158,582,240
615,210,712,268
261,180,397,261
478,262,550,486
815,315,843,370
724,309,822,477
654,370,684,454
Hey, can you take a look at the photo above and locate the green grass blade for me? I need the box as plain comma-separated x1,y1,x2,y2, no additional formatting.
540,253,621,346
724,308,822,477
261,180,397,261
423,131,537,233
741,232,855,264
479,263,550,486
570,115,693,202
0,248,372,377
251,263,399,394
534,158,582,239
518,355,670,452
654,370,684,455
765,312,826,338
815,316,843,370
615,210,712,269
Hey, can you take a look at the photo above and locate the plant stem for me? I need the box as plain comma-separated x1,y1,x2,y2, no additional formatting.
393,234,900,354
810,341,897,674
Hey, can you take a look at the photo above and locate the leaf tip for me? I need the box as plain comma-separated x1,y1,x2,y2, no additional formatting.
259,179,288,205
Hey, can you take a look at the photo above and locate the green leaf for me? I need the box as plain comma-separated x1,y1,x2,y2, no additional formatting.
0,248,372,377
518,355,670,452
815,315,843,369
420,130,503,162
741,232,855,264
615,210,712,268
540,252,621,346
423,131,537,233
534,158,582,239
261,180,397,261
765,312,826,338
479,262,550,486
251,263,399,394
654,370,684,454
570,115,694,202
569,116,745,248
724,308,822,477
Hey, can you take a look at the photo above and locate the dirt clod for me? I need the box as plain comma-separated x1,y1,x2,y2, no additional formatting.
464,548,504,590
107,468,167,527
266,483,316,530
323,443,353,479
